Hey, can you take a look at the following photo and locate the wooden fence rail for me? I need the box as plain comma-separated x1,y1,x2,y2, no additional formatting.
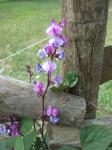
0,75,86,126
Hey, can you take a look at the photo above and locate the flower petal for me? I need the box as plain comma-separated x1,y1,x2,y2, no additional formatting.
56,50,64,60
46,105,52,116
38,49,46,59
52,108,59,117
46,19,62,36
49,116,60,124
49,36,64,48
34,82,45,94
54,75,62,87
42,60,57,74
35,64,43,72
44,44,55,55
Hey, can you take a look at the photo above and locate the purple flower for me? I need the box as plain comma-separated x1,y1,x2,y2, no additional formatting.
46,105,60,124
34,82,45,95
0,124,10,136
9,123,20,137
44,44,55,55
52,108,59,117
46,18,62,36
35,64,43,72
46,105,52,116
46,105,60,117
56,50,64,60
49,116,60,124
42,60,57,74
54,75,62,87
49,35,67,48
38,49,46,59
49,36,64,48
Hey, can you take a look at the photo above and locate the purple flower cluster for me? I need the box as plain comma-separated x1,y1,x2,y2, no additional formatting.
34,18,67,124
0,124,10,136
8,115,20,137
0,115,20,137
46,105,60,124
34,81,45,96
37,18,67,61
8,122,20,137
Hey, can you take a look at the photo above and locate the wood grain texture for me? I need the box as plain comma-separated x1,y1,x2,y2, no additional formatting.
61,0,109,119
0,75,86,126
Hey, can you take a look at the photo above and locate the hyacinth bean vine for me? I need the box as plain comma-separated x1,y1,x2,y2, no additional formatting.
33,18,67,147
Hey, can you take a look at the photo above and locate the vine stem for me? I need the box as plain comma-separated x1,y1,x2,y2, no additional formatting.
41,73,50,135
40,73,50,150
34,120,49,150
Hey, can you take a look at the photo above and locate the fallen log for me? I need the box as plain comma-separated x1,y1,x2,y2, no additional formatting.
0,75,86,126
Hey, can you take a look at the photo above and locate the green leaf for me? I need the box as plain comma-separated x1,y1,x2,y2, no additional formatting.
58,145,78,150
51,72,78,92
107,148,112,150
14,136,24,150
20,118,33,134
23,131,37,150
0,140,5,150
0,137,17,150
63,72,78,88
80,125,112,150
69,78,78,88
5,137,17,149
50,84,65,93
63,80,70,87
32,137,42,150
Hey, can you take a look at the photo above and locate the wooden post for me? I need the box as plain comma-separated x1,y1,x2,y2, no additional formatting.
61,0,109,119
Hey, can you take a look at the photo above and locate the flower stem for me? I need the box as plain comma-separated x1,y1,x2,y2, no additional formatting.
33,120,49,150
41,73,50,142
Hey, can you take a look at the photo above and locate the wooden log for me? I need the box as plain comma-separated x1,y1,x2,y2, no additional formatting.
48,117,112,150
101,45,112,84
0,75,86,126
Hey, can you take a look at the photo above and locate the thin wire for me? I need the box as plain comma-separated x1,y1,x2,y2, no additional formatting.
0,36,51,63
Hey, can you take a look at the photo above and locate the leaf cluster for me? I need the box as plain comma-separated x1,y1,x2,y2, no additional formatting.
51,72,78,92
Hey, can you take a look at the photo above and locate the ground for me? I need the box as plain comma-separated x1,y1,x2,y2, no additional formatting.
0,0,112,116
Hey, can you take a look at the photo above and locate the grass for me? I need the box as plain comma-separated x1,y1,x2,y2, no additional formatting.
0,0,61,80
0,0,112,116
97,1,112,117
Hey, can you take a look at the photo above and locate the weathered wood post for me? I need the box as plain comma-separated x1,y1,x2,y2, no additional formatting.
61,0,109,119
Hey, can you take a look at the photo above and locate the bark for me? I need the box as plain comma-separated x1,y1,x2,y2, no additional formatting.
61,0,109,119
0,75,86,126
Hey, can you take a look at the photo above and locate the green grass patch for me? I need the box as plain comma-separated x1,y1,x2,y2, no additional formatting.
0,0,60,80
